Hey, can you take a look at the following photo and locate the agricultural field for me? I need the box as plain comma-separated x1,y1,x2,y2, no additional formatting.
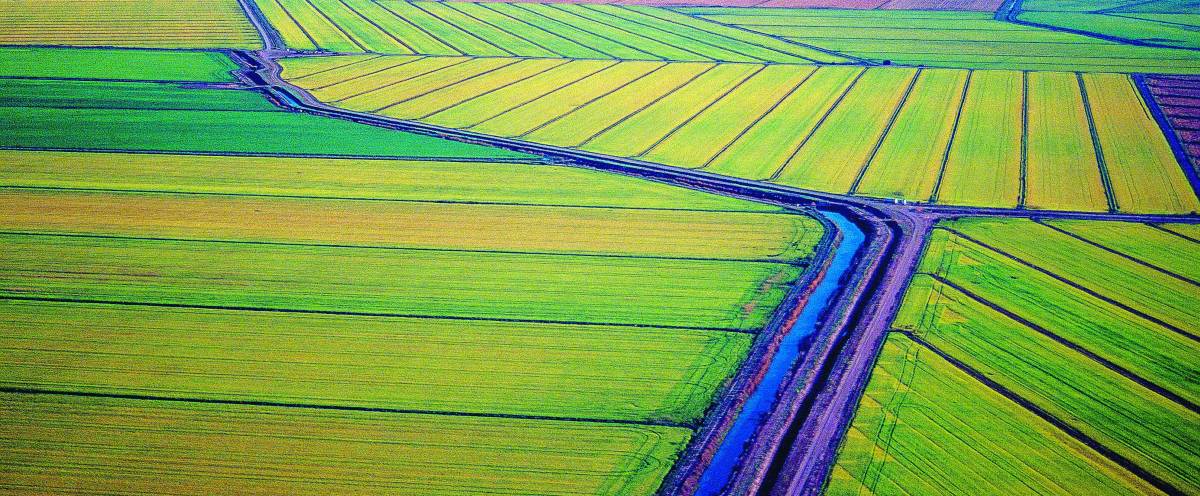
1016,0,1200,50
282,55,1200,214
1144,74,1200,170
0,47,827,494
828,217,1200,495
252,0,843,62
0,0,261,48
681,8,1200,73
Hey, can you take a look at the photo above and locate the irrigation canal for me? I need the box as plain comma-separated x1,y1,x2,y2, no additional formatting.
697,211,866,495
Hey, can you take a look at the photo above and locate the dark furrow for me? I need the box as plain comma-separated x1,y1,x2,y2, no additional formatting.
1018,70,1029,209
0,296,759,334
927,69,972,204
1035,219,1200,288
925,273,1199,414
767,67,869,181
849,68,923,195
1077,72,1119,213
899,331,1185,496
634,65,768,157
372,58,524,112
0,386,690,428
699,67,819,170
940,227,1200,343
1147,223,1200,245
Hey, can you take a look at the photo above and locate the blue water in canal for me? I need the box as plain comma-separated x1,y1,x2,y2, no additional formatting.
695,210,866,495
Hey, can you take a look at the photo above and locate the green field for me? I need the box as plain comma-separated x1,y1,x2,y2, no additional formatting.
828,217,1200,495
0,46,828,494
283,55,1200,214
680,8,1200,73
0,47,242,82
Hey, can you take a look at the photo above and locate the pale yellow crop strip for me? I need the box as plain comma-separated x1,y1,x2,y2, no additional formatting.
470,61,665,137
582,63,763,159
347,57,517,112
0,0,261,49
524,62,715,148
254,0,319,50
0,189,816,260
0,393,692,495
705,65,863,180
423,59,616,128
642,64,816,168
290,55,424,92
856,69,970,202
936,70,1023,208
1082,73,1200,215
279,55,381,80
774,67,920,194
1024,71,1109,212
376,58,568,119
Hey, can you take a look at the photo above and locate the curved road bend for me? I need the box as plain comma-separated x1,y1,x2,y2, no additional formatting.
227,45,1200,496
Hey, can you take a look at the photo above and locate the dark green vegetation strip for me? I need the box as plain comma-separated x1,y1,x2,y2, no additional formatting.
829,217,1200,495
0,47,242,82
0,79,279,111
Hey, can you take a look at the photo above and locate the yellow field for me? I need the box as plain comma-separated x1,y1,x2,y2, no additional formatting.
345,58,516,112
426,60,616,128
1024,71,1109,212
0,393,691,495
936,70,1023,208
0,0,261,49
1083,73,1200,214
376,59,567,119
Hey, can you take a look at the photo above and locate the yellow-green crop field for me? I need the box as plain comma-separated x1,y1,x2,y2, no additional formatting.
254,0,841,62
828,217,1200,495
0,0,262,48
0,53,826,494
282,55,1200,214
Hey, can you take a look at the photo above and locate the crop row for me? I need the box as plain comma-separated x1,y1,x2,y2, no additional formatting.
829,217,1200,495
285,55,1200,214
255,0,842,62
0,0,261,49
0,393,690,495
1144,75,1200,170
0,47,243,82
679,8,1200,73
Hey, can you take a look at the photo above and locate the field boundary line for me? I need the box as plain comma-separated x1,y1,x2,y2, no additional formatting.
476,2,616,59
373,58,524,112
288,54,384,81
409,1,517,57
440,2,566,58
1077,72,1119,213
700,67,818,170
545,4,713,62
1147,223,1200,244
634,65,767,158
1132,74,1200,202
0,230,805,264
508,3,661,61
583,5,765,63
302,0,369,52
331,56,473,103
0,146,544,163
338,0,416,53
668,8,869,65
372,0,465,56
0,184,802,214
463,61,619,130
849,68,923,195
517,62,670,138
940,227,1200,343
1015,70,1030,208
767,67,869,181
629,5,827,65
1034,219,1200,288
0,386,690,428
270,0,322,50
414,59,570,119
898,330,1184,496
309,55,424,90
576,64,718,148
926,272,1200,414
928,69,973,204
0,295,758,334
